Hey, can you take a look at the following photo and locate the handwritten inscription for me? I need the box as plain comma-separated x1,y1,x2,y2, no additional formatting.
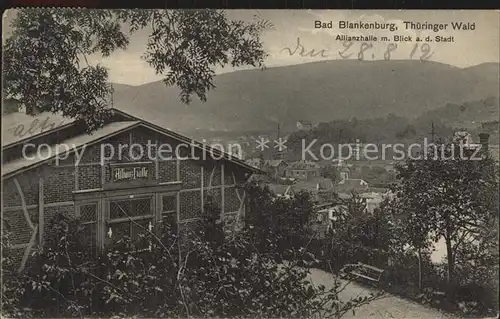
281,38,434,61
280,37,328,58
9,116,68,139
339,41,434,61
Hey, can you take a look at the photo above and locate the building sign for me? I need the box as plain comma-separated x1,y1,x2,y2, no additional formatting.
113,166,149,182
107,162,154,188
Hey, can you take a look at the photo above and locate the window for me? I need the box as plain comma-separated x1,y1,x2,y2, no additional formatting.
76,202,98,251
107,196,154,246
161,194,177,233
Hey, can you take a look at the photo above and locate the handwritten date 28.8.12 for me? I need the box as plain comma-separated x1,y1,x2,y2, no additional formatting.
339,41,434,61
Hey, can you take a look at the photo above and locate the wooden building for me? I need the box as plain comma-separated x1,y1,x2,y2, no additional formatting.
285,161,321,180
2,108,261,271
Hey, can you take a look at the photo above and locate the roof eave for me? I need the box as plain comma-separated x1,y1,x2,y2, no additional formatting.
111,108,265,175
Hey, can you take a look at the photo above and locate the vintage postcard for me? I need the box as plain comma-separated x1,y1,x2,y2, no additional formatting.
2,9,499,318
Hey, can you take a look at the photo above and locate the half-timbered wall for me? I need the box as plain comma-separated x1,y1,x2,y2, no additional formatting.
2,125,248,270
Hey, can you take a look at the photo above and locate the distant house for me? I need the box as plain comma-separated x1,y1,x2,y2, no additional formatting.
384,162,396,173
227,144,245,159
268,184,295,199
245,158,262,169
337,179,369,192
344,143,365,159
331,159,348,167
359,192,386,214
312,203,350,239
296,120,313,131
245,158,288,179
453,131,495,159
285,160,321,180
453,131,478,148
247,173,270,186
482,120,499,133
337,167,369,193
267,176,336,204
336,177,389,214
293,177,336,203
263,159,288,178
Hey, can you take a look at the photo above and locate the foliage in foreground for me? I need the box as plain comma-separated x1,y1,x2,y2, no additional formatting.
383,143,499,316
4,9,272,131
1,206,380,318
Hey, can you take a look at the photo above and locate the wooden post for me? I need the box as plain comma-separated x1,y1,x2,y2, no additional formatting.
155,138,159,180
101,163,106,186
200,166,204,213
38,178,44,247
155,194,162,224
154,194,161,237
176,157,181,224
13,178,35,231
97,199,106,251
13,178,37,272
233,191,246,234
176,158,180,181
221,164,225,215
417,248,422,291
19,227,38,273
75,164,79,190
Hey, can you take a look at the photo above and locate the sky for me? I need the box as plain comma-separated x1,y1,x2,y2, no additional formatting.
3,9,499,86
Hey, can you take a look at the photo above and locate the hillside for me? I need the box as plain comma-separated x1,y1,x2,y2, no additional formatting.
415,96,499,130
111,60,499,138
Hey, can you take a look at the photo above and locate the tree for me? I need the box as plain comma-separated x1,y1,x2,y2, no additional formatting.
245,182,315,257
390,140,498,292
384,194,433,291
313,193,393,273
3,8,271,131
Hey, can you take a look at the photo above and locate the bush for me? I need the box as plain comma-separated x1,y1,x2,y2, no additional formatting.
1,223,29,318
2,211,381,318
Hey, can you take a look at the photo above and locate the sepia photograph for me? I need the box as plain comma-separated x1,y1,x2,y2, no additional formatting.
1,8,499,318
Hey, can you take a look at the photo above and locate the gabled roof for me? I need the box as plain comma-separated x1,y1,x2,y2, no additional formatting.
337,179,369,192
294,177,335,192
264,159,287,167
245,158,262,168
110,109,262,174
287,161,320,170
247,173,269,183
2,111,76,148
2,108,265,178
268,183,294,196
2,121,140,178
297,120,312,125
245,158,287,169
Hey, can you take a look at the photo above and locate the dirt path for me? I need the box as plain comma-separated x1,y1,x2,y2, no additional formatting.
307,268,457,319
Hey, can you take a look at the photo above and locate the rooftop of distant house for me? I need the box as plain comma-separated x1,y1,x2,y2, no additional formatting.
244,158,287,168
268,183,294,196
287,160,320,170
336,178,370,193
293,177,335,192
297,120,312,125
262,159,287,168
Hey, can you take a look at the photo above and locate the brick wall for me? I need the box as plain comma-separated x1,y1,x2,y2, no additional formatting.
2,125,250,256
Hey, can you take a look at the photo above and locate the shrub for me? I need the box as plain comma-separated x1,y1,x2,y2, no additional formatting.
2,211,381,318
1,223,29,318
